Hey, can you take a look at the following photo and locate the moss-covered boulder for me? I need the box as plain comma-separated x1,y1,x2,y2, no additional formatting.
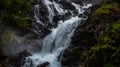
86,3,120,35
91,3,120,18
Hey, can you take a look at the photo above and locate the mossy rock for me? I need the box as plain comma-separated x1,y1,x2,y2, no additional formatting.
98,20,120,45
91,3,120,18
86,3,120,34
80,20,120,67
110,20,120,33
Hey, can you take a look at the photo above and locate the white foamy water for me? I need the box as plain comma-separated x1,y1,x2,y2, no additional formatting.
22,0,92,67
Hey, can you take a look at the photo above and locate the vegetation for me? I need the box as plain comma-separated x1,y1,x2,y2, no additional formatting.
81,20,120,67
0,0,32,66
91,3,120,18
62,1,120,67
80,2,120,67
0,0,32,29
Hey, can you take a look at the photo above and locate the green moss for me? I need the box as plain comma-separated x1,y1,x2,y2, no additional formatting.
0,0,32,29
98,35,115,45
91,3,120,18
106,20,120,41
81,19,120,66
97,20,120,45
95,20,120,66
90,45,100,52
111,20,120,32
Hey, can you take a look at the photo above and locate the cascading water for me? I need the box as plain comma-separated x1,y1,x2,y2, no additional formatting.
22,0,92,67
34,4,43,25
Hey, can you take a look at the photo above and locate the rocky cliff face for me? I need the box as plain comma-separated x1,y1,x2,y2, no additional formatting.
62,0,120,67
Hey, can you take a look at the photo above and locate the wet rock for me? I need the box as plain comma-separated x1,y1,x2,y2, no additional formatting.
18,50,31,57
37,62,49,67
59,1,75,10
27,22,51,39
71,0,83,5
8,50,31,67
53,12,71,22
53,15,63,22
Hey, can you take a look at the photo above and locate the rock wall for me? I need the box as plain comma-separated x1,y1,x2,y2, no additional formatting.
62,0,120,67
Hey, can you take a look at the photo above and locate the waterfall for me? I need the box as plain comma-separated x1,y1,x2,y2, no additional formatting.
22,0,92,67
34,4,44,25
